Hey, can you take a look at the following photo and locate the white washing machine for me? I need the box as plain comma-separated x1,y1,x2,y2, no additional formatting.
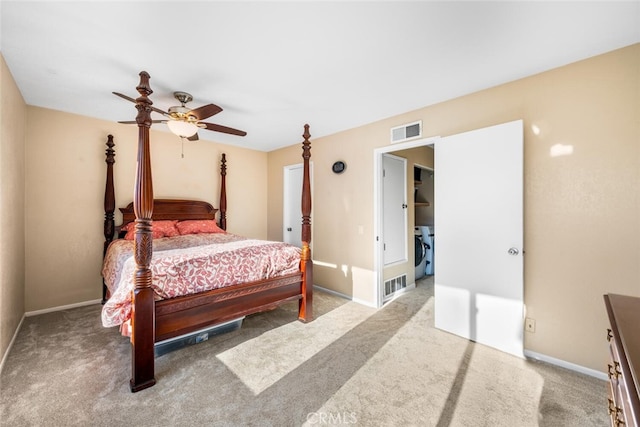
414,227,427,280
416,225,434,276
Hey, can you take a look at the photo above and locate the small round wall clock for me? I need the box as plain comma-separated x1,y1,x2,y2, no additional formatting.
332,161,346,174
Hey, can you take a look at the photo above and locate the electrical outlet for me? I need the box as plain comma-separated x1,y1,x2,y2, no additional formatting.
525,318,536,333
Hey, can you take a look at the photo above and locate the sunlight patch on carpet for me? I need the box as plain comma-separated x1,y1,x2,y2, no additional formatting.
216,300,376,394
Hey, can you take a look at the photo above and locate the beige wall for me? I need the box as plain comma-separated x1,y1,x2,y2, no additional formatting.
268,44,640,371
2,44,638,373
0,54,26,364
24,107,268,312
268,124,384,303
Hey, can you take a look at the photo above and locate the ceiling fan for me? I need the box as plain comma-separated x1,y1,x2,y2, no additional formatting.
114,91,247,140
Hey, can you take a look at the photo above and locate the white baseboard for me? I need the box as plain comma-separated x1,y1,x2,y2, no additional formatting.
351,297,378,308
524,349,607,381
314,283,417,309
25,299,102,317
313,285,351,301
313,284,379,307
0,313,25,375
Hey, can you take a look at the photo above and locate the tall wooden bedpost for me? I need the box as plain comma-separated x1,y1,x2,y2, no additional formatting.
299,124,313,322
130,71,156,392
219,153,227,231
103,135,116,304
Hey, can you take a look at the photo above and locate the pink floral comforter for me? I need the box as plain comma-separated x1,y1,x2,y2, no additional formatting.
101,233,302,328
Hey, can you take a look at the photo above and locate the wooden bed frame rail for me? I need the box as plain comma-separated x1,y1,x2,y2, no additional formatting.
103,71,313,392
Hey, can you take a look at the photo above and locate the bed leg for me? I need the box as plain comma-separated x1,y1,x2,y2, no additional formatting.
298,245,313,322
130,286,156,392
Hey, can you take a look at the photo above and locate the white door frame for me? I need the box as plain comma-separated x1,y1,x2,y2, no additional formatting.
373,136,440,308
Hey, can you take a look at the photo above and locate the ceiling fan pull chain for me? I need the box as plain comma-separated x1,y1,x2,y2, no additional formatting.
181,138,185,158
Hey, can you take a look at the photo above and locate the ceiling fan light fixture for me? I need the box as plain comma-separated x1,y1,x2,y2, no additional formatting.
167,120,198,138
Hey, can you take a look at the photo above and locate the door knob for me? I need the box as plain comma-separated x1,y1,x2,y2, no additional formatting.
287,227,292,232
508,247,519,256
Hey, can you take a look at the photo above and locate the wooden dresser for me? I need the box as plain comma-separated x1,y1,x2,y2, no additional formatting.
604,294,640,427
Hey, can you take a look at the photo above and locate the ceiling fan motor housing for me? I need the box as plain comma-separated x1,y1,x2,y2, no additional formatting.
170,92,199,122
168,105,197,122
173,91,193,105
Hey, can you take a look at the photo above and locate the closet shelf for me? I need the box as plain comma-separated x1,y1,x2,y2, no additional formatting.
415,202,430,207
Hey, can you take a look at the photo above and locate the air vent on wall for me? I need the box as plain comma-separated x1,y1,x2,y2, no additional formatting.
390,120,422,144
384,274,407,299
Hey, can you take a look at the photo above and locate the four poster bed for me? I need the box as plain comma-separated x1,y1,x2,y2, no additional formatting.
101,71,313,392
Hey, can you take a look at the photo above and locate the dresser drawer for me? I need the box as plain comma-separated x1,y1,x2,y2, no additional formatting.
608,333,632,426
608,378,624,426
604,294,640,427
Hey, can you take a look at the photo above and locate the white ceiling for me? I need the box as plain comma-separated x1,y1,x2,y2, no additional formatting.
1,1,638,151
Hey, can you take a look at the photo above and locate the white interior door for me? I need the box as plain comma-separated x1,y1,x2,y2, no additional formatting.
382,154,407,265
435,120,524,357
283,164,303,247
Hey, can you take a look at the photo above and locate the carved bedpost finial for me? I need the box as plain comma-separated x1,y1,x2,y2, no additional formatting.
219,153,227,231
135,71,153,128
136,71,153,97
302,124,311,157
105,134,115,164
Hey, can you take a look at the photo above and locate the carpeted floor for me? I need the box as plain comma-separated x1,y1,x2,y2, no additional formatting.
1,277,607,426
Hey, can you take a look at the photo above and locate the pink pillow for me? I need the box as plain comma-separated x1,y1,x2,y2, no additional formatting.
123,220,179,240
176,220,225,235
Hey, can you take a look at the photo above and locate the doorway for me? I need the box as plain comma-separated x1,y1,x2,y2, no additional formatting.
374,120,524,357
374,136,439,307
382,153,408,266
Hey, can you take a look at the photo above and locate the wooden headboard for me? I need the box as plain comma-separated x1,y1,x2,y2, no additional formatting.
119,199,218,226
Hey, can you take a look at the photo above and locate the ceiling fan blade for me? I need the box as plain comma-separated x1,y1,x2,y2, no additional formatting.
187,133,199,142
113,91,137,104
118,120,165,124
188,103,223,120
112,92,170,116
201,122,247,136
